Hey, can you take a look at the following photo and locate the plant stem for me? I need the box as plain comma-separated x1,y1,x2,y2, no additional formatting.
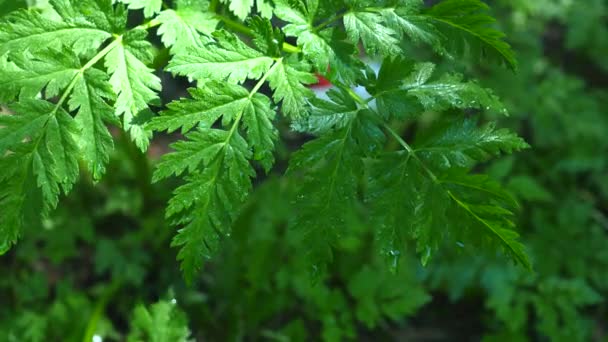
80,37,122,73
53,37,121,114
250,58,283,97
209,0,219,12
138,18,162,30
383,123,438,183
339,82,439,184
226,58,283,140
81,281,121,342
315,11,348,31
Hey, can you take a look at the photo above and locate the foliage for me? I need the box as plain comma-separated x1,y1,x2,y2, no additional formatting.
0,0,527,275
1,0,605,341
422,1,608,340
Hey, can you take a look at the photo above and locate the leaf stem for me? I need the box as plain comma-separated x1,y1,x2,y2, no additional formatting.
250,58,283,97
383,123,438,183
53,36,123,115
217,14,253,35
81,281,121,342
80,36,123,73
209,0,219,12
315,11,348,31
337,84,437,182
226,58,283,140
282,42,302,53
137,18,162,30
51,72,81,114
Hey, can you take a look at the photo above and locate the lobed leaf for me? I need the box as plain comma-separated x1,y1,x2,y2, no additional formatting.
105,29,161,151
168,31,274,84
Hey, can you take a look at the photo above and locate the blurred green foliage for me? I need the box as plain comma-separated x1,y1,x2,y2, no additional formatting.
0,0,606,341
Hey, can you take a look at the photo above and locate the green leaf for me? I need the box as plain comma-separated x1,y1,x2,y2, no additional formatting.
68,69,117,180
116,0,162,18
288,128,359,266
288,99,384,267
256,0,273,18
0,0,28,15
0,150,43,253
348,265,430,327
267,57,317,119
241,91,278,172
222,0,253,20
343,9,402,56
151,80,277,178
405,65,507,114
274,0,363,83
0,1,114,56
153,129,229,182
157,4,218,54
54,0,127,34
442,172,531,269
368,116,529,268
0,100,80,215
249,16,285,57
24,101,80,208
380,1,441,49
128,300,191,342
220,0,273,20
415,117,530,170
165,129,255,282
367,152,530,269
366,151,449,266
292,87,359,135
426,0,517,69
105,29,161,151
151,70,278,280
168,31,274,84
0,48,80,102
371,57,508,118
149,82,252,134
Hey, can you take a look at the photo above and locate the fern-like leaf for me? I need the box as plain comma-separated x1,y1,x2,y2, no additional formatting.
115,0,162,18
267,56,317,119
426,0,517,69
168,31,274,84
157,2,218,54
105,29,161,151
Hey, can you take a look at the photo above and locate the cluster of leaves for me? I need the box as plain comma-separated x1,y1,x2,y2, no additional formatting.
0,145,191,340
0,0,530,283
422,1,608,340
1,0,576,340
0,149,429,340
0,0,162,255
